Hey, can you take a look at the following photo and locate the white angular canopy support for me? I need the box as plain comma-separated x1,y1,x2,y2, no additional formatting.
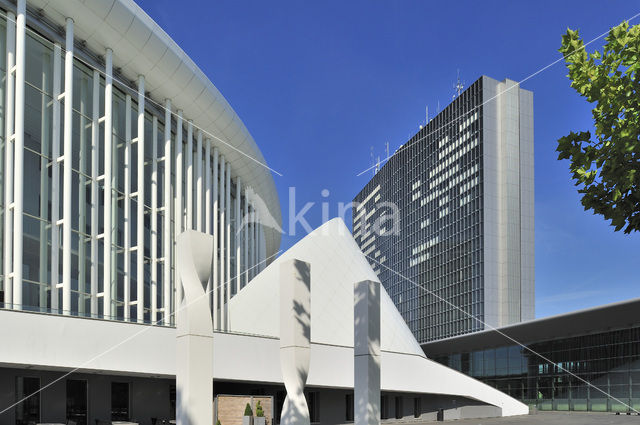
176,230,214,425
354,280,381,425
280,259,311,425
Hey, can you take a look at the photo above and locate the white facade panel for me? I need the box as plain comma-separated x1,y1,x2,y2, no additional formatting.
0,1,277,326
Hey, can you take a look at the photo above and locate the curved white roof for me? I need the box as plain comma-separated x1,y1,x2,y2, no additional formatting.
29,0,282,256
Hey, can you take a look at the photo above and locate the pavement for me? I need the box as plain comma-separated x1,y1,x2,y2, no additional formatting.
419,411,640,424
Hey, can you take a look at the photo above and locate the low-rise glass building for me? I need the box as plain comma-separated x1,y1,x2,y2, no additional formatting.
422,298,640,413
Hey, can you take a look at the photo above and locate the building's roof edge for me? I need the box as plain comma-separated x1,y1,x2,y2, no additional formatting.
422,297,640,355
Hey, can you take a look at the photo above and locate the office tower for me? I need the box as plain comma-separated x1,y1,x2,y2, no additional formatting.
353,76,534,343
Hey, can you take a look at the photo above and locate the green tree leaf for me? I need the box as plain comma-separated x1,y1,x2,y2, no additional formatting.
558,21,640,233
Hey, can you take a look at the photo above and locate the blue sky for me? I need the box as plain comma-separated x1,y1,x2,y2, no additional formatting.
134,0,640,319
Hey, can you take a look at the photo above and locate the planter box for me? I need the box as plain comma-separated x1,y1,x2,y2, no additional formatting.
255,417,266,425
242,416,253,425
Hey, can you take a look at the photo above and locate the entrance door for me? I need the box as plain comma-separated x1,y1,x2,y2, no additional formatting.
16,377,40,425
66,380,88,425
111,382,130,421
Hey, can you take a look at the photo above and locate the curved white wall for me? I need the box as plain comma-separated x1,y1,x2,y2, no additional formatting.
27,0,282,255
0,0,279,326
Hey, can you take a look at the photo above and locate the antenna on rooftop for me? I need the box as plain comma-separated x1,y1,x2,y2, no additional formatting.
370,146,375,177
453,69,464,99
426,105,429,125
385,141,389,160
376,156,380,174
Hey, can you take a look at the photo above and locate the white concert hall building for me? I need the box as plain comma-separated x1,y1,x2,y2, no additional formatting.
0,1,528,424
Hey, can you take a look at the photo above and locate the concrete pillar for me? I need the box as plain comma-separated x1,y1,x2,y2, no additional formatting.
235,177,241,293
212,148,219,330
62,17,74,315
90,69,100,316
150,117,158,323
176,230,214,425
354,280,381,425
163,99,173,325
280,259,311,425
12,0,25,310
50,43,61,312
186,121,193,229
174,110,184,317
136,75,145,323
103,48,113,318
123,94,132,321
196,130,203,231
3,10,15,309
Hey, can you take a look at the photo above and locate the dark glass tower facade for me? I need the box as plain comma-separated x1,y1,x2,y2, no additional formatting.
353,76,534,343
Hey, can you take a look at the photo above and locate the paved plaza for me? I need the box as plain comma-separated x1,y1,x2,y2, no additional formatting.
419,411,640,425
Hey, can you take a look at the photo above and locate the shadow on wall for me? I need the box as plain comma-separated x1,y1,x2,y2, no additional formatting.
280,259,311,425
178,395,194,425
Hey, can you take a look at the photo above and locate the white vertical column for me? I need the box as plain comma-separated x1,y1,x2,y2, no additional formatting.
174,110,183,312
259,216,263,270
77,65,88,316
257,217,262,272
205,141,212,235
123,94,132,321
102,48,113,318
260,219,265,271
354,280,381,425
280,258,312,424
110,95,119,318
151,116,158,323
235,177,241,293
136,76,145,323
39,50,51,309
196,130,203,232
50,44,61,312
218,157,225,330
212,148,219,330
163,99,172,326
186,121,193,229
62,18,74,315
90,70,99,316
253,205,258,277
255,216,259,275
248,204,254,282
204,140,212,310
3,11,15,309
175,231,214,425
243,188,249,287
12,0,26,310
225,162,231,305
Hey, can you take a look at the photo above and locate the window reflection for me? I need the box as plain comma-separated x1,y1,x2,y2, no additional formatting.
432,327,640,412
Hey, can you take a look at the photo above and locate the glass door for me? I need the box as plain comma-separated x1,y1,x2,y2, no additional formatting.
16,377,40,425
111,382,130,421
66,379,88,425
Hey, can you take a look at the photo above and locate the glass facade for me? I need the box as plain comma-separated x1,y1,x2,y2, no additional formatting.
0,6,267,328
353,75,534,344
430,326,640,413
353,78,485,343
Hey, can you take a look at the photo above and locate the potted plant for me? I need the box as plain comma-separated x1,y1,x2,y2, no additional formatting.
255,401,266,425
216,421,222,425
243,402,253,425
